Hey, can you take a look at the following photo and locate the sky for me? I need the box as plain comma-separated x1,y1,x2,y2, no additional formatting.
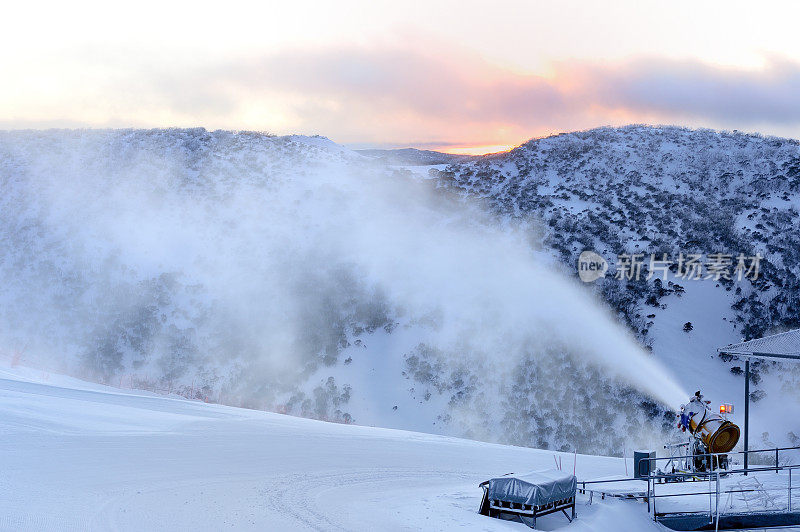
2,0,800,154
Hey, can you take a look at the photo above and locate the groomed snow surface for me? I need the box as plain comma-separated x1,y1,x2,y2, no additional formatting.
1,364,661,531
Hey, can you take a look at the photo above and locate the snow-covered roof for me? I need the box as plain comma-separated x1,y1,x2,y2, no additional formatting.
718,328,800,359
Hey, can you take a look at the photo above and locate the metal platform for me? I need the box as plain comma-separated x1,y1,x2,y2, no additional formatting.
578,445,800,530
657,511,800,530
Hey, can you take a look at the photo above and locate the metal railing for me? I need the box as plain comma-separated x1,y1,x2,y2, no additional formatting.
644,465,799,531
638,445,800,478
576,445,800,529
639,447,800,529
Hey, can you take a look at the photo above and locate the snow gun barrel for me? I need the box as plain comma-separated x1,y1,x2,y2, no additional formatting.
679,391,740,454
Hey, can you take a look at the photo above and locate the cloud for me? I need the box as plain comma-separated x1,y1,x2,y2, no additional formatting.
208,48,576,127
155,46,800,144
588,57,800,125
7,43,800,146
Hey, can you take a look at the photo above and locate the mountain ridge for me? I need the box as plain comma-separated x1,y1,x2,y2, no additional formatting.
2,125,798,455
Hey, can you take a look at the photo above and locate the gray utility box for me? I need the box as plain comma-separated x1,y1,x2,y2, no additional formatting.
633,450,656,479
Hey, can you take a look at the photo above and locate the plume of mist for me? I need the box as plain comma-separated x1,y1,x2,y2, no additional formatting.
0,129,686,434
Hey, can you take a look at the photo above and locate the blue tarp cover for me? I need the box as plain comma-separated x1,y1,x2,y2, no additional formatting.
483,469,576,507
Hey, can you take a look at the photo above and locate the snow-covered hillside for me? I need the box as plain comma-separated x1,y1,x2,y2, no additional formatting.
0,364,656,531
435,125,800,344
432,125,800,448
1,126,798,458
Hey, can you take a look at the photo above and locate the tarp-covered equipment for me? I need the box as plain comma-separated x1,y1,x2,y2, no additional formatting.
479,469,576,528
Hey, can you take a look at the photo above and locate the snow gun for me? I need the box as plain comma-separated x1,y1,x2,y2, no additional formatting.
677,390,740,471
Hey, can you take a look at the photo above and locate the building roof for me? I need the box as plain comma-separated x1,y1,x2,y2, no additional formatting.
718,328,800,359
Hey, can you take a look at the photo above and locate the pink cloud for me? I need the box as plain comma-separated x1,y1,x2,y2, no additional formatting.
105,46,800,146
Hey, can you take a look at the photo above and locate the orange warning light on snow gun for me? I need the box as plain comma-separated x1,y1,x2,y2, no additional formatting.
720,403,733,415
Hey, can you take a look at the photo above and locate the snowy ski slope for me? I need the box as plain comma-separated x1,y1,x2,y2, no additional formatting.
0,365,658,531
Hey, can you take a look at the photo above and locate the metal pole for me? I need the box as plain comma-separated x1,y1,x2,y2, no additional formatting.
790,468,793,511
716,471,721,532
709,472,713,524
652,476,656,521
744,359,750,475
